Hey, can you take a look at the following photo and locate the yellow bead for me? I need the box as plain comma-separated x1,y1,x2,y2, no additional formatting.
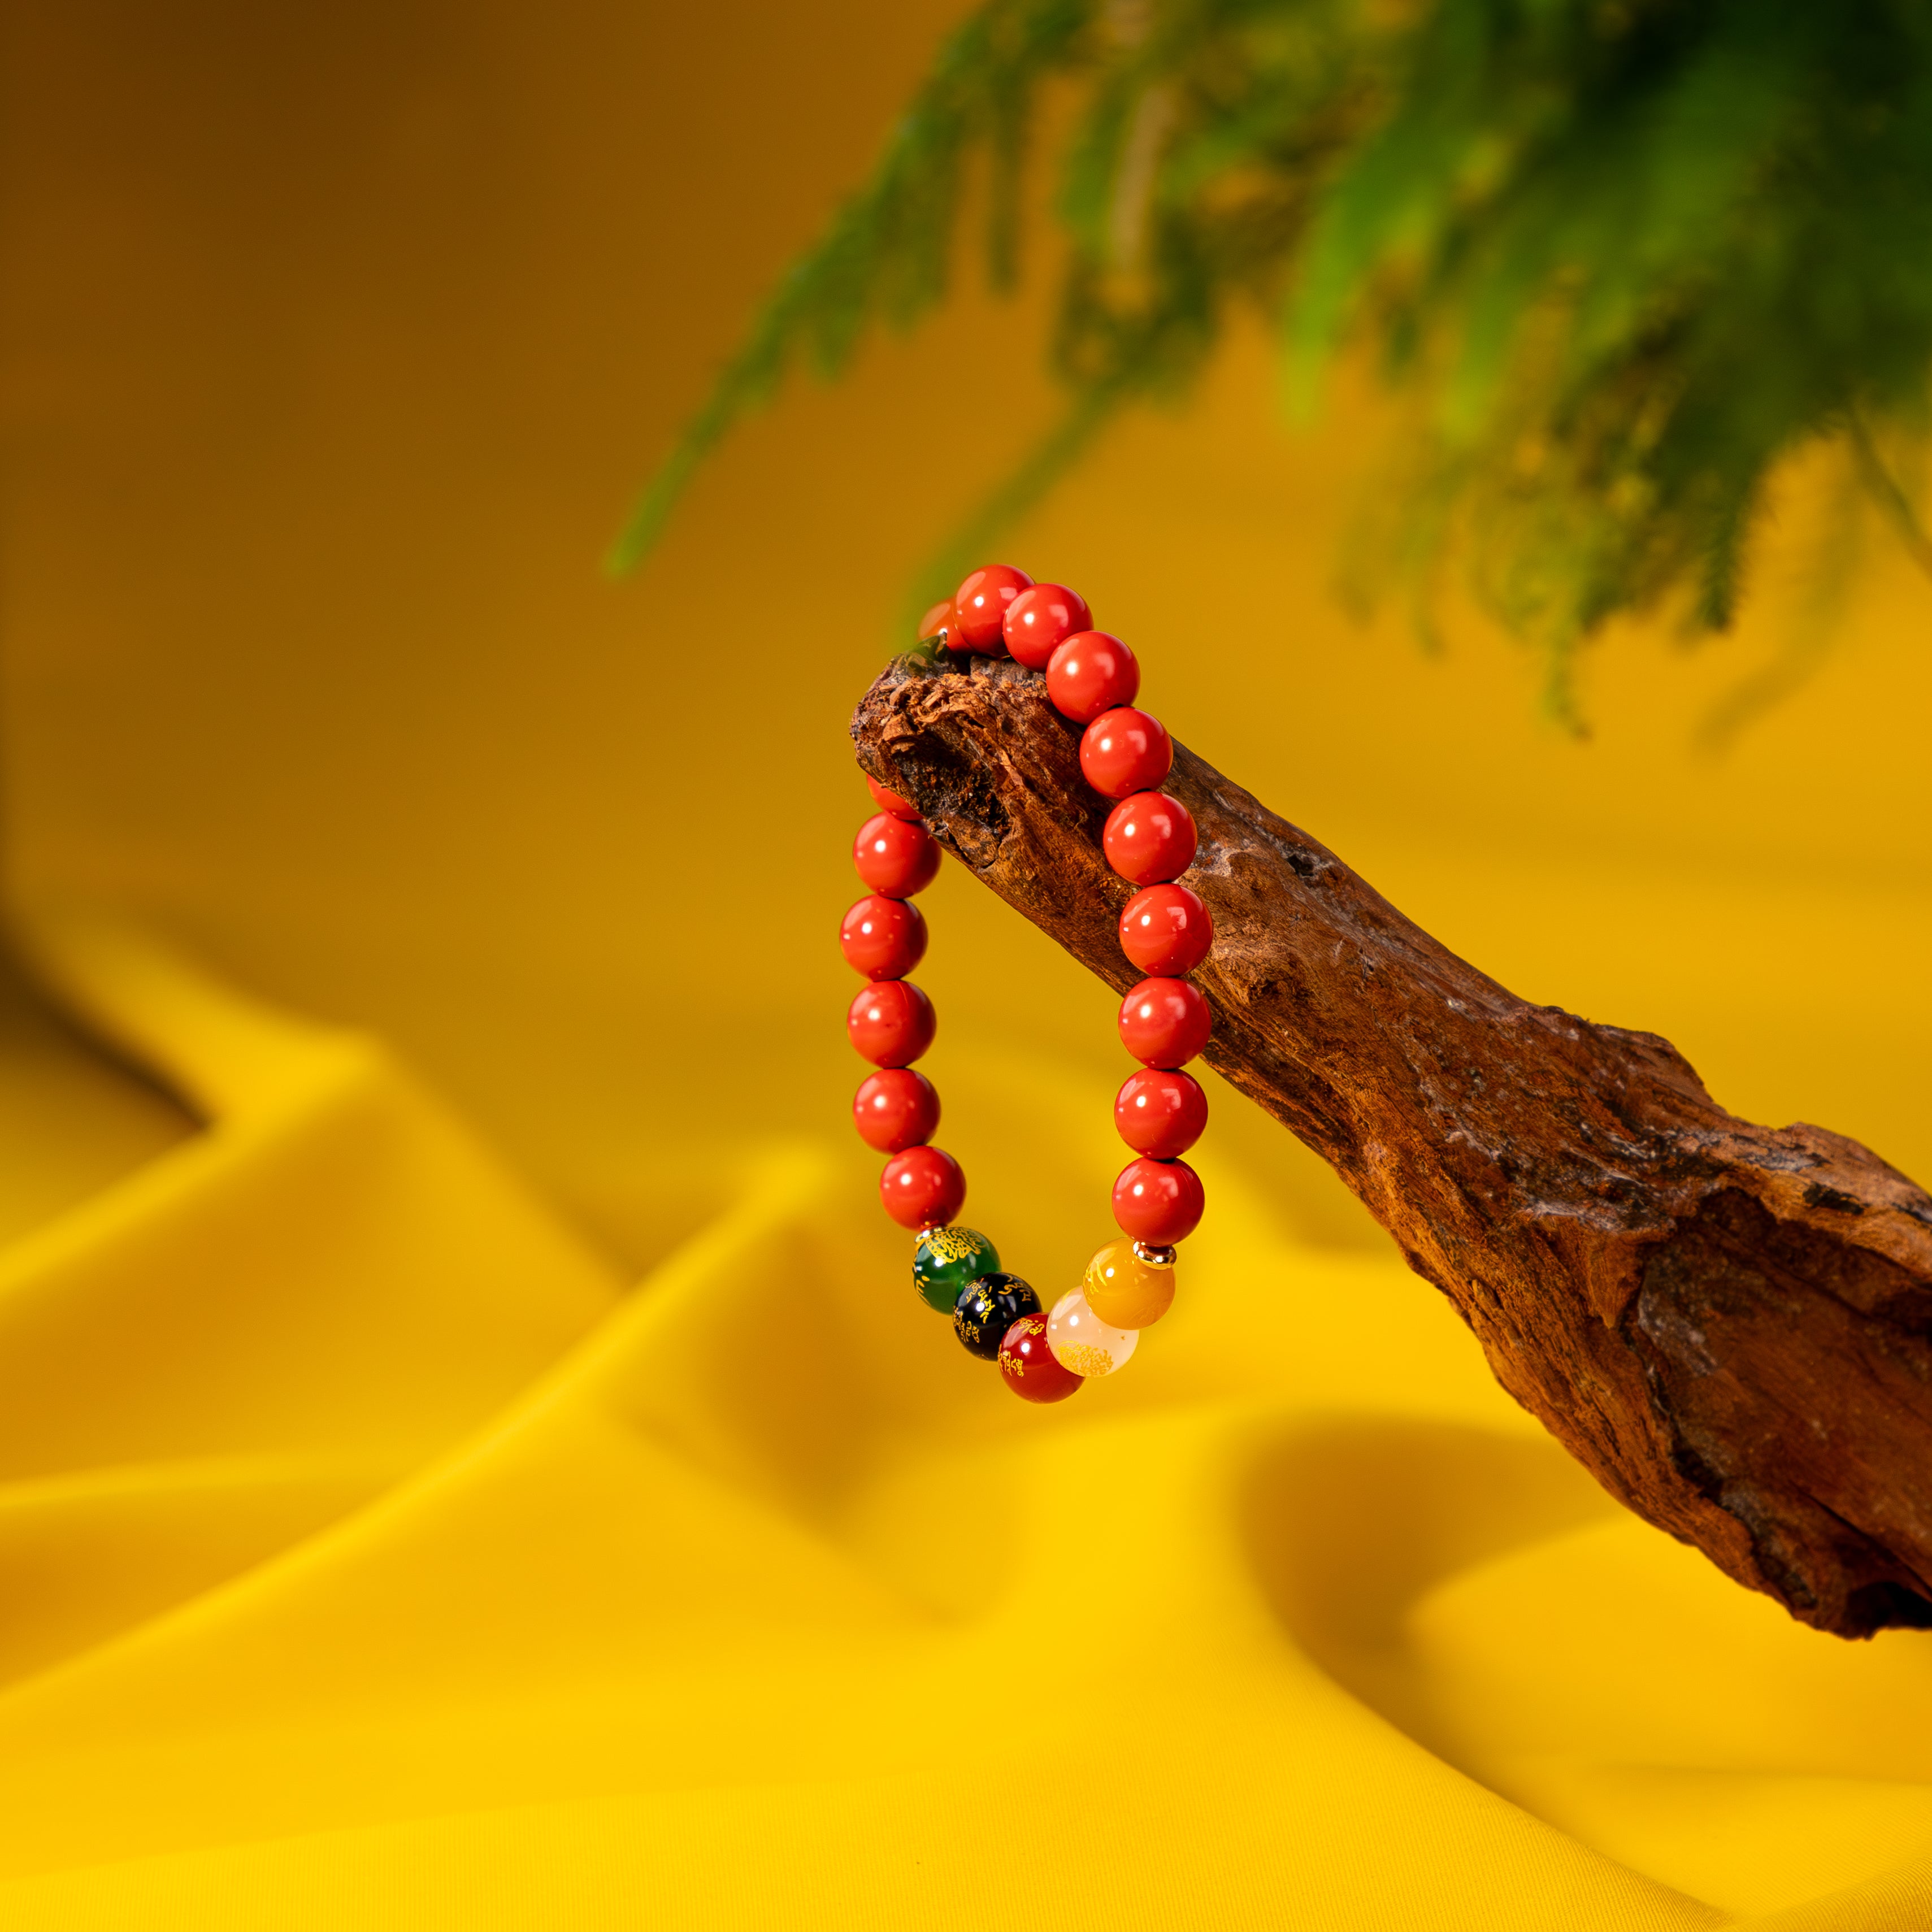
1082,1237,1175,1328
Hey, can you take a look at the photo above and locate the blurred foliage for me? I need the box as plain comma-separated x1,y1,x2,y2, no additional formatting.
611,0,1932,719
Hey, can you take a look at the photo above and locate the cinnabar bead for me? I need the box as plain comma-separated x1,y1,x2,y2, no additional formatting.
1118,977,1211,1067
1119,883,1213,976
1114,1066,1208,1158
1113,1156,1204,1244
919,600,955,646
1003,583,1092,670
853,1068,939,1153
952,565,1033,653
854,811,940,897
848,979,936,1066
840,894,927,980
881,1145,966,1229
953,1271,1041,1359
865,774,922,821
1102,791,1197,885
1045,632,1139,723
1080,707,1172,799
998,1313,1083,1402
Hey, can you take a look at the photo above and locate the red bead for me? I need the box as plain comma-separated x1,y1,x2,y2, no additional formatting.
998,1313,1083,1403
865,773,922,821
1045,632,1139,723
1102,791,1197,885
952,565,1033,653
1003,583,1093,670
919,600,954,645
1118,977,1211,1067
854,812,940,897
853,1068,939,1153
1113,1157,1204,1244
840,894,927,980
848,980,936,1067
1119,883,1213,976
1114,1067,1208,1158
881,1145,966,1229
1080,707,1172,800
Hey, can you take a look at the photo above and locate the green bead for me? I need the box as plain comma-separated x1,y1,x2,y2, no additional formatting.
913,1225,1000,1314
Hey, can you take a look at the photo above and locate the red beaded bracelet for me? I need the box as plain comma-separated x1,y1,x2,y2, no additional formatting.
843,565,1213,1405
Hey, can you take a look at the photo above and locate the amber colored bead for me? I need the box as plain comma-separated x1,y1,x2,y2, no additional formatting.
1047,1288,1138,1378
865,774,922,821
848,979,936,1067
1119,883,1213,976
913,1224,1000,1312
854,813,940,898
853,1068,939,1153
1003,583,1093,670
1080,707,1172,800
1083,1235,1176,1327
1114,1066,1207,1158
953,565,1034,653
1045,632,1140,723
840,893,927,980
953,1271,1041,1359
1117,977,1210,1067
998,1313,1083,1401
881,1145,966,1229
1102,791,1197,885
1112,1157,1204,1244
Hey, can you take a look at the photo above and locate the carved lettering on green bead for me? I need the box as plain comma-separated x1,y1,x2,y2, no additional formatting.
952,1273,1041,1362
913,1225,1000,1314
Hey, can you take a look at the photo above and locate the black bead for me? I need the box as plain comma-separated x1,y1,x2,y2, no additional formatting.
953,1273,1041,1361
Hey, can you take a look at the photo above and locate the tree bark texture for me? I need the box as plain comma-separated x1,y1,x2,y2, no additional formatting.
852,652,1932,1640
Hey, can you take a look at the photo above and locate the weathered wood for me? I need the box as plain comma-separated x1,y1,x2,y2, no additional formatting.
853,651,1932,1639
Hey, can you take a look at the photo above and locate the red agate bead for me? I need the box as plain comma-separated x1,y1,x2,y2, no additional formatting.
1081,708,1171,799
1118,977,1210,1067
848,980,936,1066
865,774,922,820
998,1313,1083,1403
840,894,927,980
952,565,1033,653
1102,791,1197,885
853,1068,939,1152
854,812,940,897
881,1145,966,1228
1114,1066,1208,1158
1113,1156,1204,1243
1119,883,1213,976
1003,583,1092,670
1045,632,1139,723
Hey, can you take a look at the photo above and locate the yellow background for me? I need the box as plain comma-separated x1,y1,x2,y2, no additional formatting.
1,0,1930,1923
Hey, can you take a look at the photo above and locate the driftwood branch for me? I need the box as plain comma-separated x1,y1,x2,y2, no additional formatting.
853,653,1932,1639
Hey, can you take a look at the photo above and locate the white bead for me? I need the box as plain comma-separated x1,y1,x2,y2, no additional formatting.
1047,1288,1138,1378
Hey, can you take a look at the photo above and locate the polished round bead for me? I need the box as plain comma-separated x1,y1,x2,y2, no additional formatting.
952,565,1034,653
1047,1288,1138,1378
1113,1157,1204,1244
1102,791,1197,885
840,893,927,980
1114,1066,1208,1158
853,813,941,897
954,1271,1041,1359
881,1145,966,1229
1117,977,1210,1067
848,979,936,1066
1045,632,1140,723
913,1223,1000,1313
853,1068,939,1153
918,600,956,646
1119,883,1214,976
998,1313,1083,1402
865,773,922,821
1002,583,1093,670
1082,1235,1176,1328
1080,707,1172,800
